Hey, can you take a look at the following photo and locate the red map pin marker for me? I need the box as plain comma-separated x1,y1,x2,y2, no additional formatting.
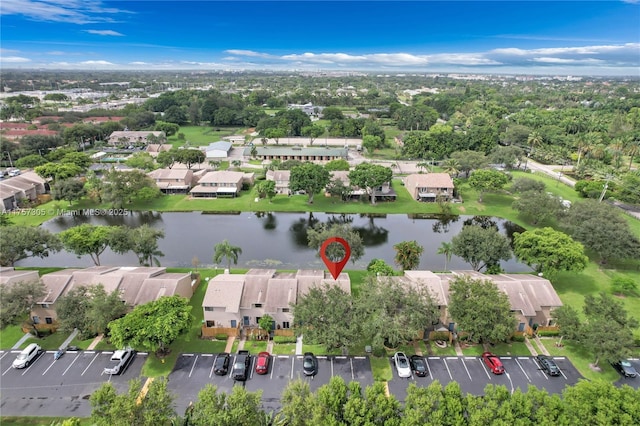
320,237,351,280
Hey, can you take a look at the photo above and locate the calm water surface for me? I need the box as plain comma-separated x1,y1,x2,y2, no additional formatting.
19,211,531,272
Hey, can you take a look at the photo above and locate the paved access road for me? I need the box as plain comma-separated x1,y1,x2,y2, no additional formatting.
0,349,147,417
388,355,583,402
168,353,374,415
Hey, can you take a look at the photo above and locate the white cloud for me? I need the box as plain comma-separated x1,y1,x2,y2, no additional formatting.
0,56,31,63
80,60,114,66
531,57,604,64
129,61,148,65
0,0,132,24
224,50,273,58
84,29,124,36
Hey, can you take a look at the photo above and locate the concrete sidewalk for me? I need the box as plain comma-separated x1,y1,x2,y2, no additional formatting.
11,333,32,350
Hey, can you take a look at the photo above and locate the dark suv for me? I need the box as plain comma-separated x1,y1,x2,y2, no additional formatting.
213,353,231,376
232,350,251,381
536,355,561,376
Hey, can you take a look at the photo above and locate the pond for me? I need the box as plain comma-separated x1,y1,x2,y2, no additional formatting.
19,211,531,272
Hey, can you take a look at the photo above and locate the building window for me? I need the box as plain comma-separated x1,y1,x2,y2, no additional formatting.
45,317,53,324
548,319,556,326
254,303,263,308
282,321,290,329
204,307,214,312
280,308,290,313
41,303,49,309
206,320,215,327
32,316,40,324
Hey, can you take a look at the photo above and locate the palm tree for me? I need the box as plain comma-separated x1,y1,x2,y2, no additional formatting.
527,131,543,158
441,158,460,177
625,136,640,171
213,239,242,271
416,161,430,173
607,139,626,169
437,242,453,272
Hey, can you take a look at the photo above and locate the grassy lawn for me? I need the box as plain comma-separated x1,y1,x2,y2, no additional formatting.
167,125,244,147
242,340,268,353
539,338,621,382
489,341,532,356
0,417,91,426
460,343,486,357
94,340,116,351
302,344,342,355
0,325,27,349
18,330,72,350
271,343,297,355
370,356,393,381
428,341,457,356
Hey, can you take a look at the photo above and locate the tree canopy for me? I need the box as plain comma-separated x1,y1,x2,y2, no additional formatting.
213,239,242,270
0,279,46,329
393,240,424,271
348,163,393,204
513,227,588,276
451,225,512,272
0,225,62,266
306,222,364,263
289,162,330,204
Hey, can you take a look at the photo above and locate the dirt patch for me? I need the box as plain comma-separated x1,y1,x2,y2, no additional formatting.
457,206,466,212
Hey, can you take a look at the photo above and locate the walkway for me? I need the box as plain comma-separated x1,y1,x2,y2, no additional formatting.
87,333,104,350
295,334,303,355
11,333,32,350
523,337,538,356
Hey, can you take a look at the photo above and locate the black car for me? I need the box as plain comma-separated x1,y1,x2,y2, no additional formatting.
213,353,231,376
410,355,428,377
612,359,638,378
302,352,318,376
536,355,561,376
232,350,251,381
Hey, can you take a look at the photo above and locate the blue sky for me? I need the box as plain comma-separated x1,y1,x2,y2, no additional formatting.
1,1,639,75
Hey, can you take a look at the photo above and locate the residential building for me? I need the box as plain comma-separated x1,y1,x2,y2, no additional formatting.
329,170,396,201
0,171,48,210
205,141,233,159
202,269,350,330
404,173,455,202
148,168,194,194
31,266,194,326
265,170,291,194
189,171,254,198
146,144,173,156
0,267,40,286
108,131,166,146
243,146,348,162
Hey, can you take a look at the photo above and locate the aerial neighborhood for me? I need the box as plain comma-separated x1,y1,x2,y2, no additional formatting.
1,66,640,422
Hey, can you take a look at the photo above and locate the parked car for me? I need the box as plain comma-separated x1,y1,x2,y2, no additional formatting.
482,352,505,375
232,350,251,381
410,355,428,377
12,343,42,369
393,352,412,378
213,352,231,376
255,351,270,375
104,347,136,375
302,352,318,376
611,359,638,378
536,355,561,376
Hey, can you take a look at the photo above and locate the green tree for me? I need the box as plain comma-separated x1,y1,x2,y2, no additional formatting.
366,259,395,276
362,134,384,154
450,150,489,177
562,200,640,264
156,150,178,169
58,224,117,266
254,180,276,202
154,121,179,137
610,276,638,297
513,227,588,276
510,177,546,194
125,152,156,171
90,378,176,426
213,239,242,270
258,314,274,337
276,380,314,426
348,163,393,204
15,153,48,169
187,384,268,426
175,149,205,169
56,285,92,337
293,283,355,350
112,225,165,266
52,178,86,206
393,240,424,270
263,127,286,144
0,280,46,329
60,152,92,170
322,107,344,120
301,124,325,145
437,241,453,272
108,296,192,354
324,159,350,171
102,170,160,208
448,275,516,343
489,145,525,169
306,222,364,263
512,191,564,225
441,158,460,177
289,162,330,204
0,225,62,266
468,169,510,203
35,162,83,182
451,225,512,272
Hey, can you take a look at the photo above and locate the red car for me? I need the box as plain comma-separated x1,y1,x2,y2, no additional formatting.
255,351,270,375
482,351,505,374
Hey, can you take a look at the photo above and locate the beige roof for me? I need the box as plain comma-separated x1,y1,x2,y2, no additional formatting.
203,273,246,313
148,168,193,181
405,173,454,190
0,267,40,286
198,171,244,184
40,269,79,303
266,170,290,182
402,270,449,305
265,275,298,311
241,269,275,307
134,272,190,305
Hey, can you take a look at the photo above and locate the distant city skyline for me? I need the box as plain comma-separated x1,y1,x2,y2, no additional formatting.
1,1,639,76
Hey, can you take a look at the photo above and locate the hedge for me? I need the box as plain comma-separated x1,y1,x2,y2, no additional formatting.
273,335,297,344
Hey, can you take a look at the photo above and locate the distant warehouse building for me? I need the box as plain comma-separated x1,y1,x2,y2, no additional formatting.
244,146,347,162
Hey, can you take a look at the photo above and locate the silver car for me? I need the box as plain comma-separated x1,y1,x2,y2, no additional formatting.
393,352,412,378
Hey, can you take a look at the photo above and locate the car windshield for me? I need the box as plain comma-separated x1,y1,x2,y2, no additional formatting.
414,361,425,371
16,353,28,360
304,358,313,368
398,358,408,368
621,360,632,367
216,358,226,367
234,361,244,369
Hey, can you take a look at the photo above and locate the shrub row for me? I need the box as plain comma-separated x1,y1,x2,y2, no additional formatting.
273,335,297,344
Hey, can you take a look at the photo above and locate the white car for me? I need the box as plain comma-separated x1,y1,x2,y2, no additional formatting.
393,352,412,378
104,347,136,375
12,343,42,369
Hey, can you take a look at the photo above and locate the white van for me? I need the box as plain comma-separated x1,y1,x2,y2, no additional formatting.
12,343,42,369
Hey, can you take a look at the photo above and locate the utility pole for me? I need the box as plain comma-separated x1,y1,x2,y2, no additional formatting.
598,175,613,202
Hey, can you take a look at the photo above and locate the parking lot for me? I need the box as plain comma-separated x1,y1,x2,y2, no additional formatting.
388,355,583,402
0,349,147,418
613,358,640,389
167,353,374,414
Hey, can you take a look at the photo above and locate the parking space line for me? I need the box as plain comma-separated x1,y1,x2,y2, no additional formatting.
249,356,255,380
350,358,354,381
330,358,334,376
22,356,41,375
81,353,99,376
228,356,235,378
425,358,433,378
500,356,511,360
532,358,548,380
201,354,213,357
2,365,13,376
443,358,453,380
84,351,95,354
0,352,8,361
290,357,295,379
560,369,568,380
187,355,198,378
102,351,113,355
354,356,366,359
183,353,194,357
62,353,80,375
479,358,491,379
428,357,439,360
209,355,218,378
270,356,275,379
461,357,472,381
42,357,57,375
514,358,531,382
